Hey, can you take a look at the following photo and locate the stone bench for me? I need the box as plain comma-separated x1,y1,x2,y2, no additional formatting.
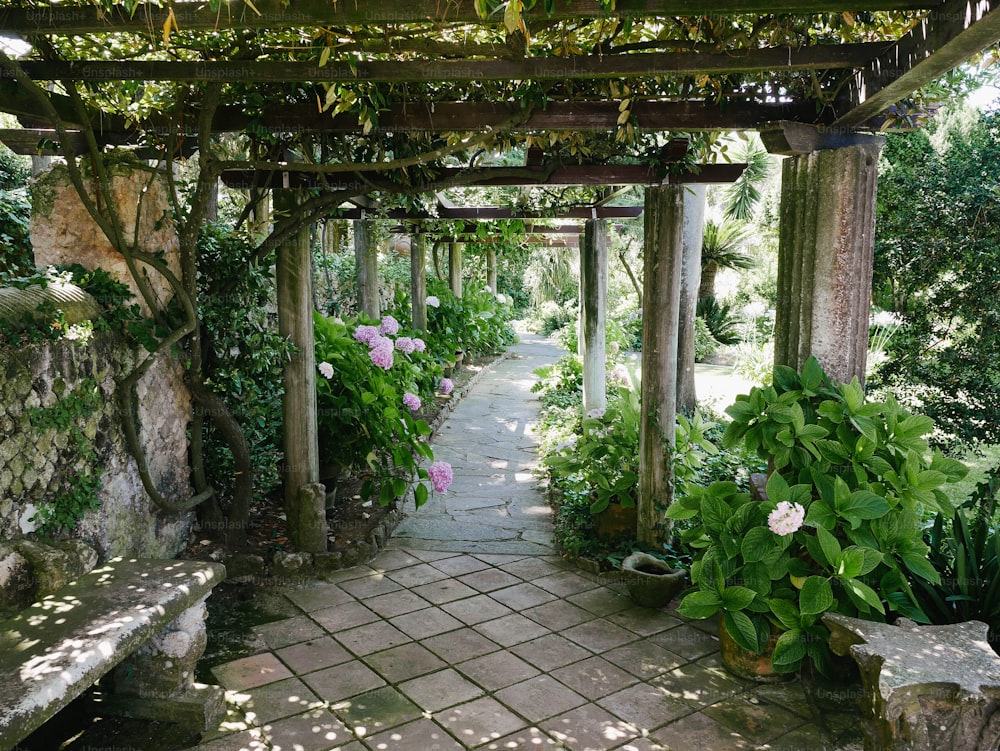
0,557,226,749
823,612,1000,751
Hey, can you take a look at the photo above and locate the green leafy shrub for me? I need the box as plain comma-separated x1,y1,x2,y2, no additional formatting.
694,317,719,362
669,357,968,674
697,295,741,346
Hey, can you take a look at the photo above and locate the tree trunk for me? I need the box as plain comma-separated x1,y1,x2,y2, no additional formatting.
677,185,706,415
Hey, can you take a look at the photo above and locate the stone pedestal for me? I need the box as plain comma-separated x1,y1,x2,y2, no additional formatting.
823,612,1000,751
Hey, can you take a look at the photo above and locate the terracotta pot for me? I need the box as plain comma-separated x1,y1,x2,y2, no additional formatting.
593,502,637,539
621,552,686,608
717,613,793,683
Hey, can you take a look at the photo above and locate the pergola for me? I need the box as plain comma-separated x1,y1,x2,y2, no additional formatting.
0,0,997,548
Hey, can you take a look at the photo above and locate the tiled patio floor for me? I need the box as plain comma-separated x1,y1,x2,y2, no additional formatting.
190,335,864,751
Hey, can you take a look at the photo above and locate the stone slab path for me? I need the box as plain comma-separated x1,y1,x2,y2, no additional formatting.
193,335,864,751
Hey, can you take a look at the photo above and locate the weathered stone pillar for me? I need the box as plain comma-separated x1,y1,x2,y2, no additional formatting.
449,242,464,298
486,247,498,294
411,231,427,332
581,219,608,416
275,191,327,553
638,186,684,545
770,138,883,384
677,185,707,414
354,219,380,319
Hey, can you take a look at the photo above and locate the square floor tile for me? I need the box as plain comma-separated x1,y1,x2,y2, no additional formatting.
607,608,684,637
550,656,638,700
474,554,527,565
260,708,358,751
471,726,563,750
286,584,355,613
522,600,595,631
399,668,485,713
533,571,600,597
701,693,805,744
510,633,591,672
489,582,557,610
436,696,528,746
567,587,633,617
473,613,550,648
494,675,586,724
276,636,353,675
650,710,754,750
370,549,424,571
602,641,685,681
430,555,493,577
385,563,451,587
457,568,523,592
456,650,540,691
363,589,431,618
255,616,327,650
301,660,386,703
338,573,405,599
236,676,322,724
499,557,568,580
561,619,639,652
410,578,481,605
422,628,502,662
189,729,269,751
648,625,719,661
542,704,640,751
332,686,423,737
442,594,514,625
390,606,465,639
596,683,692,732
213,652,293,690
335,620,412,657
364,718,464,751
310,601,380,633
363,642,447,682
657,659,748,708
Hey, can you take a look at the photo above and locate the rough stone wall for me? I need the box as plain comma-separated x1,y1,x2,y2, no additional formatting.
29,165,182,318
0,332,194,559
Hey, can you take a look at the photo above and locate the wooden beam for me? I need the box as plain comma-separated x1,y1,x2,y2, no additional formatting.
325,205,643,220
0,0,937,35
835,0,1000,126
0,127,196,158
17,44,884,83
0,80,123,130
759,120,884,154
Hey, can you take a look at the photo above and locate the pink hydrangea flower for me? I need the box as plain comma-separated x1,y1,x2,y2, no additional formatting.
395,336,416,354
426,296,440,308
768,501,805,536
428,461,454,493
369,339,394,369
379,315,400,336
439,378,454,395
318,361,334,379
353,324,379,345
412,338,426,352
402,392,421,411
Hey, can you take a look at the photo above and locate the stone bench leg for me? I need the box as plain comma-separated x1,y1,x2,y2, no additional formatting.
109,594,225,732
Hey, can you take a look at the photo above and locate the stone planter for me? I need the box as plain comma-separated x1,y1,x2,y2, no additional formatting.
717,613,793,683
620,552,686,608
593,502,637,539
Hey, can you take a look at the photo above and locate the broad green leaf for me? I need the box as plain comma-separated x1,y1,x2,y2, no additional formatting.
701,494,732,530
771,628,807,669
741,527,776,563
900,552,941,584
805,500,836,530
768,598,801,631
799,576,834,616
678,590,723,619
815,525,842,568
414,482,429,508
801,356,825,392
765,471,790,503
841,578,885,614
721,585,758,612
724,611,761,653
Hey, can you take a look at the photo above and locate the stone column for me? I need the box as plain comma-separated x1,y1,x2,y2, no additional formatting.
275,191,327,553
449,242,464,298
411,231,427,332
581,219,608,417
354,219,380,319
486,247,498,294
638,186,684,546
677,184,707,414
772,140,883,384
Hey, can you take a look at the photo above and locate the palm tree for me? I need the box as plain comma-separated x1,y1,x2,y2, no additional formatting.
722,141,773,222
699,219,755,301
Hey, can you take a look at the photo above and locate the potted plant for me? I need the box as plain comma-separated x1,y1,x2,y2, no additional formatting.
667,357,967,679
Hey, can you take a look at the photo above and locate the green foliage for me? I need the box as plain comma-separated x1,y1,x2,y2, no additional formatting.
669,356,968,674
529,299,578,337
697,295,741,346
872,108,1000,446
314,313,440,505
197,225,295,503
26,379,104,535
0,144,31,277
910,463,1000,633
693,316,719,362
422,279,516,360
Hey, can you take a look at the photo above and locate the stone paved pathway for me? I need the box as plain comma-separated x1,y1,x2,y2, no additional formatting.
194,334,864,751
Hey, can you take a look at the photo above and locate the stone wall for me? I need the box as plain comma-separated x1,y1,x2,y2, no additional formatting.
0,329,194,559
